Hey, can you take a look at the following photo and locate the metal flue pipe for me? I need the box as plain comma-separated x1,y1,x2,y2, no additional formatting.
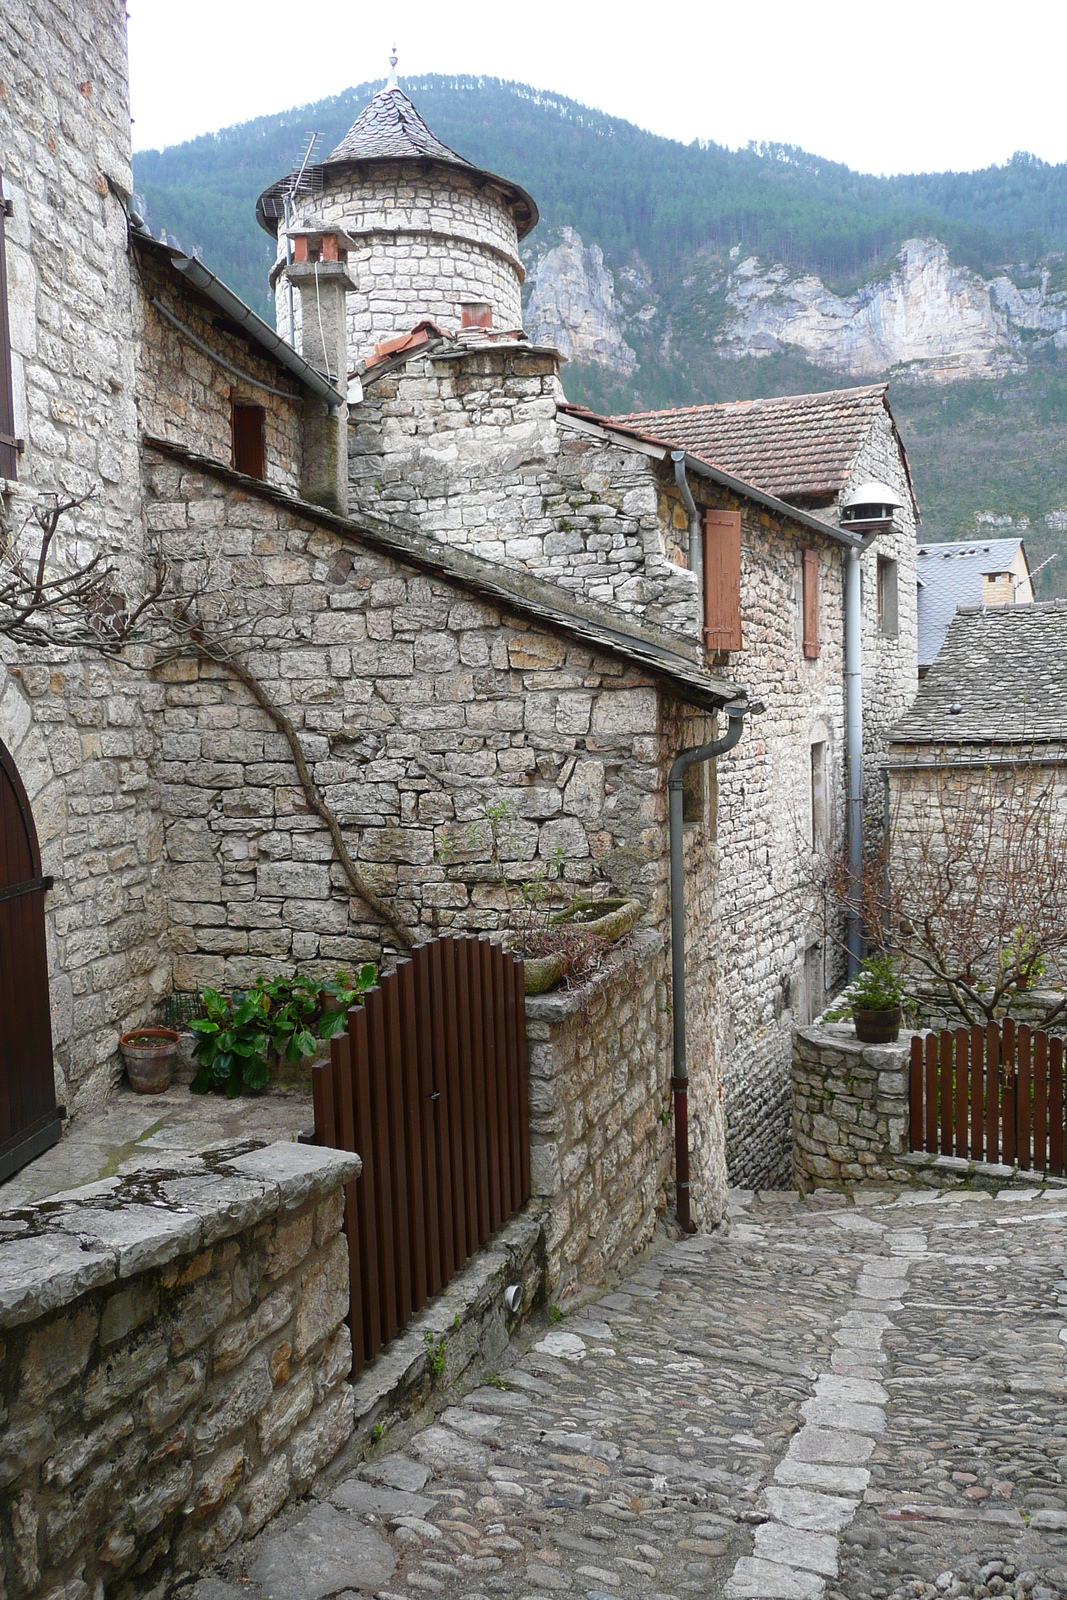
844,547,864,977
668,698,757,1232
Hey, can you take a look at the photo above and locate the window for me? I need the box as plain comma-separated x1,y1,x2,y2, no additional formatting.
0,173,17,481
801,943,823,1025
703,508,742,652
810,741,828,853
802,547,819,658
232,402,266,479
877,556,898,637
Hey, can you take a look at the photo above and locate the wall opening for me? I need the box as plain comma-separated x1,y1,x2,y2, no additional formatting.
877,556,899,637
232,402,266,479
810,741,828,854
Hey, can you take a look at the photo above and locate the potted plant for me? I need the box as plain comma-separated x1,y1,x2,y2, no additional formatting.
846,955,906,1044
120,1027,182,1094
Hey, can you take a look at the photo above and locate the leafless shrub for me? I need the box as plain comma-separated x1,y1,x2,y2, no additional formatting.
813,751,1067,1028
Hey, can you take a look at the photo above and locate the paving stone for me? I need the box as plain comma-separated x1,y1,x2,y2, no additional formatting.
725,1556,827,1598
753,1521,840,1576
360,1454,431,1491
761,1487,858,1533
328,1481,436,1519
247,1503,396,1597
409,1424,490,1477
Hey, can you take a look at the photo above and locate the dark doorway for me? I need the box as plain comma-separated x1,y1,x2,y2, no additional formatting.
0,740,60,1182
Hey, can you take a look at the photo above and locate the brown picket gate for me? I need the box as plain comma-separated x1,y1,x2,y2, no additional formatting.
312,934,530,1376
909,1021,1066,1175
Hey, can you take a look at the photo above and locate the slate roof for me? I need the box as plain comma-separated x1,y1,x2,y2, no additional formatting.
328,86,474,167
916,536,1028,668
143,436,748,719
613,384,911,507
257,86,538,239
889,601,1067,746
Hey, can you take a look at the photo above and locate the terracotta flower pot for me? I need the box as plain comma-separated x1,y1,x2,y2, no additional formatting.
120,1027,181,1094
853,1007,901,1045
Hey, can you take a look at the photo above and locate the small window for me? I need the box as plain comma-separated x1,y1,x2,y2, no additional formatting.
461,302,493,329
802,547,819,659
877,556,898,637
810,741,828,853
232,402,266,479
0,172,18,481
801,943,823,1025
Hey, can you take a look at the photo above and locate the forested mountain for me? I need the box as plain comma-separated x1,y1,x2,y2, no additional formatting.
131,75,1067,594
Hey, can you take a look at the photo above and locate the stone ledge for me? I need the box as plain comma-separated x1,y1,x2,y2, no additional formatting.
899,1149,1067,1190
0,1139,361,1328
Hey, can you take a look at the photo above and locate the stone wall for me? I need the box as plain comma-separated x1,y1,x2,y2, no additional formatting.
0,1140,359,1600
0,0,169,1114
713,504,849,1190
271,166,525,363
792,1021,912,1188
347,349,702,640
525,931,673,1299
142,446,682,980
134,244,305,494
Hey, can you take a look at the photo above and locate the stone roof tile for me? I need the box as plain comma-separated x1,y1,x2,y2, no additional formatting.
890,600,1067,745
613,384,891,503
916,536,1027,666
328,86,474,167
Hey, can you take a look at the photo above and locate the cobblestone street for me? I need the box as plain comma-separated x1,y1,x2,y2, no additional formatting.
192,1184,1067,1600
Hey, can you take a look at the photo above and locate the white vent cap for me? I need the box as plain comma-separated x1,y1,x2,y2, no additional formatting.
843,479,905,510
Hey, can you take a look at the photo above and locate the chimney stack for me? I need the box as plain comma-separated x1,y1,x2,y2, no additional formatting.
284,222,357,514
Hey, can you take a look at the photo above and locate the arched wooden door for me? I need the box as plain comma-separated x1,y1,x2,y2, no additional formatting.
0,741,60,1182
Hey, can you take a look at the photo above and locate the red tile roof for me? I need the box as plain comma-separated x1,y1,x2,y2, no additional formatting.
613,384,894,504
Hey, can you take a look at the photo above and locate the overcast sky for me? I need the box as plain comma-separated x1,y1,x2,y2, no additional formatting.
128,0,1067,177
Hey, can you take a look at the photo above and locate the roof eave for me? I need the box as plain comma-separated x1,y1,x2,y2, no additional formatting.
132,230,344,409
557,407,861,548
141,435,747,716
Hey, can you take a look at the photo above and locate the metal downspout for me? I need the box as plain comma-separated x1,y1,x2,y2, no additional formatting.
668,699,757,1232
845,548,863,977
672,451,704,622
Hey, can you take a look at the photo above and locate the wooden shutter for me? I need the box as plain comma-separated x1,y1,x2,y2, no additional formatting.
232,402,266,479
802,547,819,659
0,177,17,481
703,508,742,652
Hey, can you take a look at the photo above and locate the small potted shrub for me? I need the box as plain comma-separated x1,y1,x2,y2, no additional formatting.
845,956,905,1044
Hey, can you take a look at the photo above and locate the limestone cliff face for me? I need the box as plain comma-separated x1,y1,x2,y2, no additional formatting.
715,239,1067,381
523,229,1067,386
523,227,638,376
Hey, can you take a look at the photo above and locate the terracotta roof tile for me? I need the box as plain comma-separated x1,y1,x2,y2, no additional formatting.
613,384,890,503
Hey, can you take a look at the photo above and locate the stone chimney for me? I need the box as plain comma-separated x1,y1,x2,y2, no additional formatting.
283,223,357,514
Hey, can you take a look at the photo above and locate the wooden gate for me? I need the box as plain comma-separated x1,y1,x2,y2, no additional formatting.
312,935,530,1376
910,1021,1066,1175
0,741,60,1182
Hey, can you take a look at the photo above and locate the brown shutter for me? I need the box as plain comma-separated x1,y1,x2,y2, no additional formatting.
703,508,742,652
802,547,819,659
232,402,266,479
0,177,18,481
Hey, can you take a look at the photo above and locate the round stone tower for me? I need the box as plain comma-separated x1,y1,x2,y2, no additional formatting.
257,71,538,362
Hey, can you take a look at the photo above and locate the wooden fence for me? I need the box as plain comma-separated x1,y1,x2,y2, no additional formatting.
312,935,531,1376
909,1021,1066,1175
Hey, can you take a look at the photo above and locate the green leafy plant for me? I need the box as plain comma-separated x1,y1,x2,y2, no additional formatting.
424,1331,447,1377
998,926,1046,991
189,966,376,1096
824,955,905,1023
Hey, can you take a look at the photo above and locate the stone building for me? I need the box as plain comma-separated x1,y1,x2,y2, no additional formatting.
1,34,918,1214
916,533,1034,672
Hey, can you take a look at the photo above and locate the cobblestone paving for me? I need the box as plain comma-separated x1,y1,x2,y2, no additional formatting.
192,1185,1067,1600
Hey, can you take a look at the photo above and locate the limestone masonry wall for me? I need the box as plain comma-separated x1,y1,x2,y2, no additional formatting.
348,350,701,640
272,166,524,361
0,1141,359,1600
0,0,169,1114
525,931,672,1299
134,247,305,493
714,505,848,1190
792,1022,912,1188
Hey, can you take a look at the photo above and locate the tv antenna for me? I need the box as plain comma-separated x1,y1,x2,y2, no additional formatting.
283,132,322,344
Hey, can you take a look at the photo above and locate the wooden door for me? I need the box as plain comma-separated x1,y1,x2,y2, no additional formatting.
0,740,60,1182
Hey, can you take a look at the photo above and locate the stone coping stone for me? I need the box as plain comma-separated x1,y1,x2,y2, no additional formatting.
524,928,662,1024
794,1022,914,1067
0,1139,361,1329
900,1149,1067,1189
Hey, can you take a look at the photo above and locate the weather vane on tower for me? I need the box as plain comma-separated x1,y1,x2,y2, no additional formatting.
387,47,398,89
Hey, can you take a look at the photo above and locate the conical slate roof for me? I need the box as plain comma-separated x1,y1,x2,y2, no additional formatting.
257,83,538,239
327,85,473,167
